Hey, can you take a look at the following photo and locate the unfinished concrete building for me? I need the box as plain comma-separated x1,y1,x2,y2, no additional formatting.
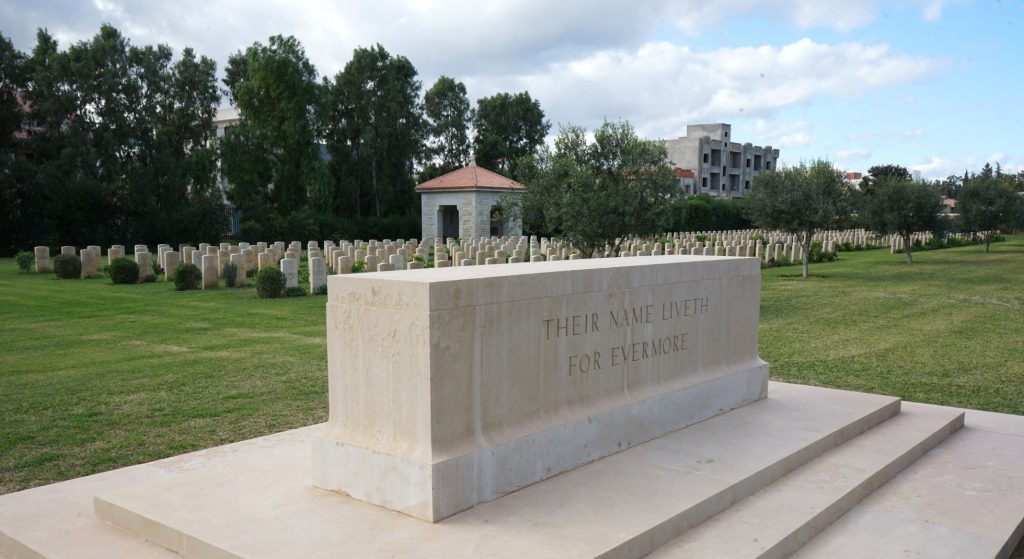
660,123,780,198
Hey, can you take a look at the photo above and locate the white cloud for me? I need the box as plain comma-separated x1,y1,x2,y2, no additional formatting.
468,38,940,140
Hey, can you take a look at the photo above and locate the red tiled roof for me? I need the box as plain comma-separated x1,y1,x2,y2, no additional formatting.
845,172,863,180
673,167,695,179
415,164,525,192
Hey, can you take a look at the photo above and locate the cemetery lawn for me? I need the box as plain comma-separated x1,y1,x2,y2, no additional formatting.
0,236,1021,494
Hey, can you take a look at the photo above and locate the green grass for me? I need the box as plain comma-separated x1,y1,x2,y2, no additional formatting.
0,237,1022,497
760,236,1023,414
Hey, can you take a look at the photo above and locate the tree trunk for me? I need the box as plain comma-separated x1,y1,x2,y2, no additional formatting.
903,234,913,264
985,232,991,253
801,231,810,279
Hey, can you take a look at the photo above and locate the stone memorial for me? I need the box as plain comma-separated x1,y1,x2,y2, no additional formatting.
314,256,767,521
281,257,299,289
135,251,154,281
80,248,99,278
201,254,219,289
164,251,179,281
230,253,246,287
309,256,326,293
33,246,51,272
107,245,125,264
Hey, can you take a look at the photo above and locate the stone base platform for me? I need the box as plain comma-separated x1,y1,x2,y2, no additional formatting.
2,383,1023,559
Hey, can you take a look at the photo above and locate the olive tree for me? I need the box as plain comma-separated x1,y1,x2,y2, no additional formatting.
860,179,942,263
509,120,679,258
744,160,852,278
958,177,1021,252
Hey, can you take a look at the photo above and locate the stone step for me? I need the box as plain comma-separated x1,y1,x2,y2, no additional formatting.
791,408,1024,559
648,402,964,559
89,383,901,559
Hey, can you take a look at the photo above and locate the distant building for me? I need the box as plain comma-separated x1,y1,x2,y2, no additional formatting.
659,123,779,198
844,171,863,190
415,163,523,240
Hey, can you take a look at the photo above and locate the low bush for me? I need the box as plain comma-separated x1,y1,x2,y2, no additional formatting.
173,263,201,291
153,263,163,277
222,262,239,287
15,251,34,272
313,284,328,296
53,254,81,279
284,286,306,297
255,267,285,298
351,261,367,273
109,257,139,284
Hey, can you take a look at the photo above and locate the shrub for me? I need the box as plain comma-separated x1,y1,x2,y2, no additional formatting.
924,237,944,250
777,254,792,267
313,284,328,296
109,257,140,284
222,262,239,287
750,234,765,243
284,286,306,297
53,254,81,279
152,263,164,277
695,234,707,242
412,255,425,264
351,261,367,273
255,267,286,298
173,263,201,291
15,251,34,272
141,273,157,283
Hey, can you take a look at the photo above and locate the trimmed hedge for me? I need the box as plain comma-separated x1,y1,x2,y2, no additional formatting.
173,263,201,291
109,257,140,284
255,267,285,299
53,254,81,279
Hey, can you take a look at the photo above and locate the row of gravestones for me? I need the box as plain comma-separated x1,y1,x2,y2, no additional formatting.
30,228,959,287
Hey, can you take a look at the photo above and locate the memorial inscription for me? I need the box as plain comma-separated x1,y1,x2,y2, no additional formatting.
542,296,710,376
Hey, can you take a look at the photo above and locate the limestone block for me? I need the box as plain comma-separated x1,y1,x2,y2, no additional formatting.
164,251,179,281
135,252,154,281
315,256,768,522
80,248,99,278
258,252,273,270
229,253,246,287
34,246,51,272
108,246,125,264
60,246,75,256
202,254,219,289
309,256,327,293
281,258,299,288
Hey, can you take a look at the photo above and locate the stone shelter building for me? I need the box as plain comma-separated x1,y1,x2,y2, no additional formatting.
415,163,524,240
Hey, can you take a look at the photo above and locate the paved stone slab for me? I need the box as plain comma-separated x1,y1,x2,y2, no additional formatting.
792,414,1024,559
92,383,897,559
649,402,964,558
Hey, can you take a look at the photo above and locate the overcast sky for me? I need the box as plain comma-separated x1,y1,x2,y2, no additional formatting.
2,0,1022,179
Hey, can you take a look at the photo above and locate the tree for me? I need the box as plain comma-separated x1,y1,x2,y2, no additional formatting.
222,35,328,234
513,120,678,258
326,44,425,218
860,179,942,263
958,176,1020,252
7,26,225,250
421,75,471,181
745,160,852,278
859,164,911,194
472,91,549,178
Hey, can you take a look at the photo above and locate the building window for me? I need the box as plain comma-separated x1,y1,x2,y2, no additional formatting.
746,158,751,168
702,177,708,188
703,153,709,163
745,180,751,189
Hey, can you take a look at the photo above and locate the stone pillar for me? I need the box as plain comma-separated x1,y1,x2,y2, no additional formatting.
281,258,299,289
202,254,219,289
34,246,51,272
309,256,327,293
136,251,154,281
230,253,247,287
60,246,75,256
108,245,125,264
336,256,353,274
258,251,273,270
164,251,180,281
81,248,99,278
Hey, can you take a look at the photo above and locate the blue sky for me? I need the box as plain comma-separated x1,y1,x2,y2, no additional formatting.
2,0,1021,179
